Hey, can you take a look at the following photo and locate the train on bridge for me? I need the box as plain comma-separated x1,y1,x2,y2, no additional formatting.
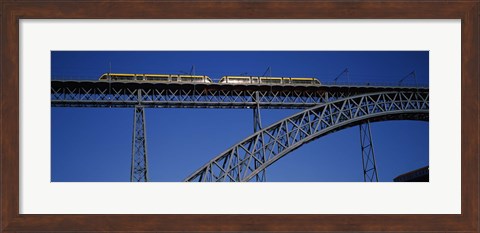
98,73,321,85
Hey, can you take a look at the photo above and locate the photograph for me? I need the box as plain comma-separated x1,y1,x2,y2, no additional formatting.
51,51,429,182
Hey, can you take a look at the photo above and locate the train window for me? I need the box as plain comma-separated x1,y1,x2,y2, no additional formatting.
147,76,169,81
291,79,312,84
229,77,249,83
261,78,282,84
182,77,201,82
191,77,204,83
115,76,131,81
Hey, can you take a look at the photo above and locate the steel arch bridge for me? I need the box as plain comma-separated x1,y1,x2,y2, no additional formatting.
184,91,429,182
51,80,428,182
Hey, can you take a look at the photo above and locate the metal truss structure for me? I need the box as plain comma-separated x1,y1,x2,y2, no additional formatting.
253,91,263,132
51,81,428,182
51,81,426,109
131,106,148,182
359,121,379,182
184,91,429,182
252,91,266,182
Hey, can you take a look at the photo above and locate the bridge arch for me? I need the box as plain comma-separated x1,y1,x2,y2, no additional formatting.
185,91,429,182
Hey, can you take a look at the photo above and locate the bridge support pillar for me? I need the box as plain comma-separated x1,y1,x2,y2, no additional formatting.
131,106,148,182
359,121,379,182
253,91,266,182
253,105,262,132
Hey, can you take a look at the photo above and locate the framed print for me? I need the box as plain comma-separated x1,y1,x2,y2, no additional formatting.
1,1,478,232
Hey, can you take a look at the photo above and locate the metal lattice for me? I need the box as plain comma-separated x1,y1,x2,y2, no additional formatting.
359,121,379,182
51,81,426,109
253,91,266,182
185,91,429,182
253,91,263,132
131,106,148,182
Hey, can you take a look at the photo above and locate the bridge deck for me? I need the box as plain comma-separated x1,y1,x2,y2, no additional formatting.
51,80,428,109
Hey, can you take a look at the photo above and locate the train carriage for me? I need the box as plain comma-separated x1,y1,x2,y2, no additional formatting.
99,73,213,83
218,76,321,85
98,73,321,85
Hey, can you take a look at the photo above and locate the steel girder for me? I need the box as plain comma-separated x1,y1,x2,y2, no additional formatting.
184,91,429,182
253,91,263,132
131,106,148,182
51,81,427,109
253,91,266,182
359,121,379,182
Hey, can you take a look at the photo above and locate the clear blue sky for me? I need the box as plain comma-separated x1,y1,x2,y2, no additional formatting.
51,51,429,182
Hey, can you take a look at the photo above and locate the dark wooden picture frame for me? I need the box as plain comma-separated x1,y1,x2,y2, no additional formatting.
1,1,478,232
